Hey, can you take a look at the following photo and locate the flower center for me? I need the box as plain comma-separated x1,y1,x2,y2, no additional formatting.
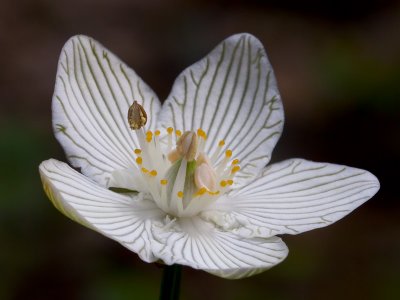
123,101,240,217
131,126,239,217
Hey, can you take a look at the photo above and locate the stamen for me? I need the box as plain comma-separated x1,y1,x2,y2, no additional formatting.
160,179,168,185
216,149,233,174
141,167,149,173
155,130,161,136
207,190,220,196
177,191,184,198
136,157,143,165
176,130,182,137
232,159,240,165
197,128,207,139
231,166,240,174
220,180,227,187
195,187,207,196
146,130,153,143
134,149,142,155
150,170,158,177
211,140,225,163
227,179,233,185
167,127,173,152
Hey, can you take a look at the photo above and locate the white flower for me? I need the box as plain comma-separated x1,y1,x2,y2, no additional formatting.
39,33,380,279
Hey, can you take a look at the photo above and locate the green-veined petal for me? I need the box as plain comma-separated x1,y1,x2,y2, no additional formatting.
39,159,164,262
157,33,283,187
53,35,161,186
209,159,379,236
151,216,288,279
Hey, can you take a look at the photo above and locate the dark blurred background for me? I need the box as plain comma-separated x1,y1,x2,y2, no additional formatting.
1,0,399,299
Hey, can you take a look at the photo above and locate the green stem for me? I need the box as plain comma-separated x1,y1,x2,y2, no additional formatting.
159,264,182,300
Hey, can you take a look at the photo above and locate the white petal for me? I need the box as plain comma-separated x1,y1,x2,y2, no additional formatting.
212,159,379,236
108,168,145,192
39,159,164,262
53,35,161,186
157,33,283,187
151,217,288,279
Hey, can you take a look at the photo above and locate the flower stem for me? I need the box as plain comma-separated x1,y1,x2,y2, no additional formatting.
159,264,182,300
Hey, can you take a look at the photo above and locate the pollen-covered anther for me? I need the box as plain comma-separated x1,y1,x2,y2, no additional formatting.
155,130,161,136
231,166,240,174
197,128,207,139
232,159,240,165
195,187,207,196
136,157,143,165
218,140,225,147
225,150,232,158
177,191,184,198
134,149,142,155
146,131,153,142
127,101,147,130
167,127,174,134
220,180,227,187
175,130,182,137
208,190,220,196
160,179,168,185
176,131,198,161
149,170,157,177
141,167,149,174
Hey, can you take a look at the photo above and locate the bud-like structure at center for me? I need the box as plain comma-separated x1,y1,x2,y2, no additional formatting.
176,131,198,161
115,100,240,217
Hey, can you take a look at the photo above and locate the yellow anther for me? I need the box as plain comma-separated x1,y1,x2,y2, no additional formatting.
167,127,174,134
141,167,149,173
232,159,240,165
227,179,234,185
208,190,220,196
218,140,225,147
134,149,142,155
197,128,207,139
177,191,184,198
196,187,207,196
225,150,232,158
231,166,240,174
136,157,143,165
220,180,227,187
155,130,161,136
146,131,153,142
150,170,157,177
160,179,168,185
176,130,182,137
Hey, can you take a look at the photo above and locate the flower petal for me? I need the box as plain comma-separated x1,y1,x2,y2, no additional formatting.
39,159,164,262
151,217,288,279
211,159,379,236
157,33,283,187
53,35,161,186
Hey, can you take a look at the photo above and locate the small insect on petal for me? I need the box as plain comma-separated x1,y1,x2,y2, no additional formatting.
128,101,147,130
